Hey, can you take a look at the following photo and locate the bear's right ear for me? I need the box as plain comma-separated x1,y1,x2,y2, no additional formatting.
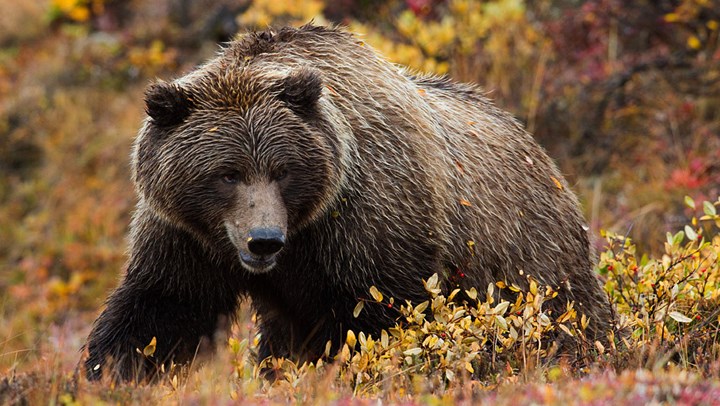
278,68,323,118
144,82,194,127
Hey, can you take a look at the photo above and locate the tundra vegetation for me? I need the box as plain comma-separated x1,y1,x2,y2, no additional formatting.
1,0,719,404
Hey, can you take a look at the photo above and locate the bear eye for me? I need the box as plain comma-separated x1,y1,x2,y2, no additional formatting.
221,173,240,185
274,168,288,181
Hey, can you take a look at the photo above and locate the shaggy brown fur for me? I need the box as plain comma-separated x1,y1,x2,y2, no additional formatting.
84,24,614,381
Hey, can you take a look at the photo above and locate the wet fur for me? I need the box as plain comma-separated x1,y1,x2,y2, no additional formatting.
84,24,614,381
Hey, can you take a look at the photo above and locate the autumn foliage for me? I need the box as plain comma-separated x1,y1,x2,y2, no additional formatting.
1,0,719,403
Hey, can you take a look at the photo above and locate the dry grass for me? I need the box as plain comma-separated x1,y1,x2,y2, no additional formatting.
2,0,720,403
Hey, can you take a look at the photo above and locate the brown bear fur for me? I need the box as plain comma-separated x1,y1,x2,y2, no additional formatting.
84,24,614,381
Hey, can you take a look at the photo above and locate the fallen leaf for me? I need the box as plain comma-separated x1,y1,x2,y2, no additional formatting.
551,176,564,190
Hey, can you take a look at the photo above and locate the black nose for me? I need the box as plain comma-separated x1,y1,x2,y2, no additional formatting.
247,227,285,256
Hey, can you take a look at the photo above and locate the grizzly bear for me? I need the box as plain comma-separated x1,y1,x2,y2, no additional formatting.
84,24,614,381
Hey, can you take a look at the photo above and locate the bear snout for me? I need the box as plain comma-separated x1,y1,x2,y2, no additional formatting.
247,227,285,256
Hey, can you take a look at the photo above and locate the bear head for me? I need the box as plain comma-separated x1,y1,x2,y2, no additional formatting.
131,66,344,273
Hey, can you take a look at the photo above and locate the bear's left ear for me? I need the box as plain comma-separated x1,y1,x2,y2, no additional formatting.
144,81,194,127
277,68,323,118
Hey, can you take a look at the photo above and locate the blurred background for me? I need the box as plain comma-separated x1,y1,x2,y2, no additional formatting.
1,0,718,373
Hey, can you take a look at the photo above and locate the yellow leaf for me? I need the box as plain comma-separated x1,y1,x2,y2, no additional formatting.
68,6,90,22
228,337,240,354
369,285,383,302
547,366,563,382
353,301,364,318
669,311,692,323
426,273,439,290
417,88,427,96
338,344,350,362
685,195,696,209
403,347,423,356
494,301,510,315
143,337,157,357
346,330,357,347
465,287,478,300
54,0,76,11
558,324,574,336
495,315,508,330
459,198,472,207
664,13,680,23
550,176,564,190
466,240,476,253
594,340,605,354
687,36,701,50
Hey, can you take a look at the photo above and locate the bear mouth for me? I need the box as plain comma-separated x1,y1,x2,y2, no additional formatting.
238,251,278,273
